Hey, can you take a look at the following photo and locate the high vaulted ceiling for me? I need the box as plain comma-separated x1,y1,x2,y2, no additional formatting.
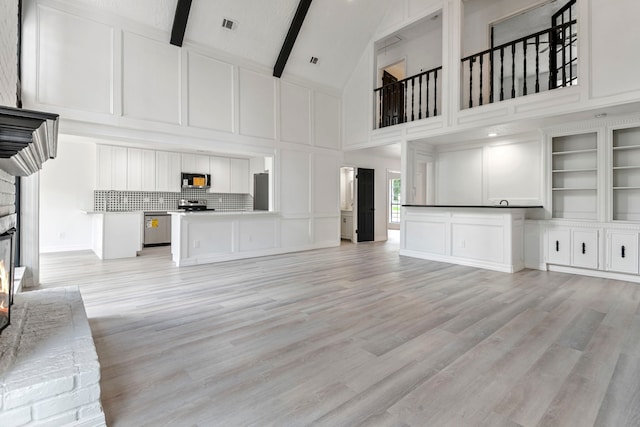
72,0,392,90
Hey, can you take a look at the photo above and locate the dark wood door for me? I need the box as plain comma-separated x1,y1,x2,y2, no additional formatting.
357,168,375,242
381,71,404,127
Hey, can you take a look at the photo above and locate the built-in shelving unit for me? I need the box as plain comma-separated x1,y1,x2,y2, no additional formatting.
612,127,640,221
551,133,598,219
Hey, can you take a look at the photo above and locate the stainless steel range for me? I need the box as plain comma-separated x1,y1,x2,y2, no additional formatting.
177,199,216,211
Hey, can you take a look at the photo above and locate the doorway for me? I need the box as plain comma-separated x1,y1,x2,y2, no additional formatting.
378,61,406,128
357,168,375,242
388,170,401,230
339,167,355,242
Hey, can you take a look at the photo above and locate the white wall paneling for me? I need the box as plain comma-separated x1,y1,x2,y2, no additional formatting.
280,150,311,215
239,68,276,139
187,52,234,132
313,154,340,215
401,207,526,273
590,0,640,99
280,218,311,248
314,92,342,149
436,148,483,205
37,5,113,113
238,220,277,252
122,31,181,123
485,140,542,205
314,217,340,246
280,81,311,145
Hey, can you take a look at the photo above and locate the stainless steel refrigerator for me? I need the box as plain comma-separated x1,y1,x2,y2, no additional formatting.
253,173,269,210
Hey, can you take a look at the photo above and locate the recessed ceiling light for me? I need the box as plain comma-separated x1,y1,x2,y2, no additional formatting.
595,113,607,118
488,132,498,137
310,56,319,64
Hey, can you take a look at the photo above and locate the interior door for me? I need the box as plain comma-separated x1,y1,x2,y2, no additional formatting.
381,71,404,127
357,168,375,242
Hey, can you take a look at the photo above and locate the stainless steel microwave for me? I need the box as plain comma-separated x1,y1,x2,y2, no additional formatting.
181,172,211,189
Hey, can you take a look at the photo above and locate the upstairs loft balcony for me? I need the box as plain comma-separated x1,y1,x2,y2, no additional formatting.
462,0,577,109
374,66,443,129
373,0,577,130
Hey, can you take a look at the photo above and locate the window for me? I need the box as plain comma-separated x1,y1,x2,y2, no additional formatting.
389,178,401,224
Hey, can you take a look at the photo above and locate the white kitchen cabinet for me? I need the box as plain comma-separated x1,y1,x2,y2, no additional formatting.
156,151,181,192
230,158,250,193
209,156,231,193
182,153,210,174
546,228,571,265
607,231,639,274
571,229,599,269
127,148,156,191
96,145,127,190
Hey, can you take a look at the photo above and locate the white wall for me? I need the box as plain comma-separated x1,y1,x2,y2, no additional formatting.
23,0,343,256
0,0,18,107
433,136,543,206
39,139,96,252
376,19,443,82
343,149,401,241
462,0,548,57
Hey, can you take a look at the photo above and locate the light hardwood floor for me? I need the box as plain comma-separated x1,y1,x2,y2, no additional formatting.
38,236,640,427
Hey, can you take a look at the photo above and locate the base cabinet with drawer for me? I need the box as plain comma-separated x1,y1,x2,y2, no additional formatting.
571,229,599,269
545,226,599,270
606,231,639,274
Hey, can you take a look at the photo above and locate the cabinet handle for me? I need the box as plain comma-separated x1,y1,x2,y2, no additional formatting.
622,245,626,258
582,242,586,254
556,240,559,252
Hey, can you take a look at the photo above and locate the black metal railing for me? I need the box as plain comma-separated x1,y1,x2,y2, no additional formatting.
374,66,442,129
461,17,577,109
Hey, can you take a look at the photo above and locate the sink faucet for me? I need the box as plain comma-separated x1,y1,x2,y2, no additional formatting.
499,199,509,206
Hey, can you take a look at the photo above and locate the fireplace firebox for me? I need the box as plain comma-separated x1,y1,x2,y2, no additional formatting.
0,228,15,334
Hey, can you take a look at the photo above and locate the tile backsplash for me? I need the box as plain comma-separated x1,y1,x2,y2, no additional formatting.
94,189,254,212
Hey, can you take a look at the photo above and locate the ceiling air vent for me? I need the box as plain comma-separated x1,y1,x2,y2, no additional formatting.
310,56,319,64
222,18,237,30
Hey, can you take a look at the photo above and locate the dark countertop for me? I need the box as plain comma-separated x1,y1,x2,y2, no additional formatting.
402,205,544,209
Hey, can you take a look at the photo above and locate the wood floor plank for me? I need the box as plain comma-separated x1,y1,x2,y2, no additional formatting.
34,235,640,426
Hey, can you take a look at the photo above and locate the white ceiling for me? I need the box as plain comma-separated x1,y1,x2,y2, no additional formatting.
72,0,392,90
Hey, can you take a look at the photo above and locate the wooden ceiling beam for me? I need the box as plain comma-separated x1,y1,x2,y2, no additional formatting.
273,0,313,78
170,0,193,47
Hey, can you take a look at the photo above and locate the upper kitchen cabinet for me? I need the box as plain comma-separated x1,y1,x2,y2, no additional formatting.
96,145,127,190
127,148,156,191
230,158,250,193
156,151,182,192
182,154,210,174
209,156,231,193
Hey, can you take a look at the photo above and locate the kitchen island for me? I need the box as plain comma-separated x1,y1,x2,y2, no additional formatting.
170,210,281,266
401,205,543,273
82,211,143,260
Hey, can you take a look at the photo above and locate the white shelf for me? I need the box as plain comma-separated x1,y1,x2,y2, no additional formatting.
552,168,597,173
552,187,597,191
613,166,640,170
551,149,597,155
613,186,640,190
613,144,640,151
